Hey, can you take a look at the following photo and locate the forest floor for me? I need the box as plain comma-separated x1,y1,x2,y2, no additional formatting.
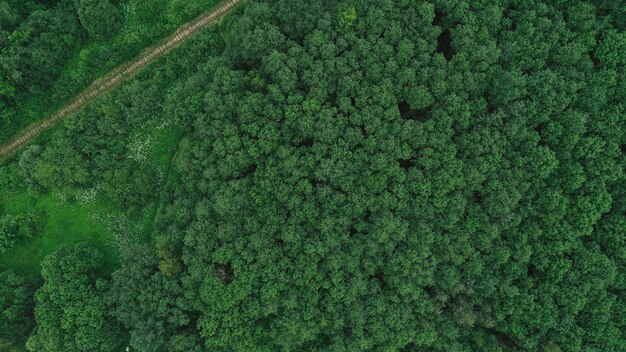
0,0,243,160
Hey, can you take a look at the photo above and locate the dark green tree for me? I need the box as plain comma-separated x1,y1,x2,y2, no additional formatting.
108,246,189,352
0,269,38,351
26,244,123,352
76,0,123,40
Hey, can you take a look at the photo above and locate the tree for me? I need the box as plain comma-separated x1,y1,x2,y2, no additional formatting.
0,211,43,253
108,246,189,352
0,3,82,91
0,269,38,351
76,0,122,40
26,244,123,352
337,3,357,31
100,161,159,216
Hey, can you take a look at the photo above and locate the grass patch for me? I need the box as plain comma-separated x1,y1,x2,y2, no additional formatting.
127,118,184,243
0,190,117,273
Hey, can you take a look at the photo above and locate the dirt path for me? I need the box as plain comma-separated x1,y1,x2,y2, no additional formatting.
0,0,243,159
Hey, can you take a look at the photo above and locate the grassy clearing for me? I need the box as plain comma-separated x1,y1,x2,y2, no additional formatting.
127,117,184,243
0,190,116,273
0,113,186,272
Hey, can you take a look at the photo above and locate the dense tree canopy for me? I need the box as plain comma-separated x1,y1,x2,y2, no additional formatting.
75,0,122,40
154,0,625,350
26,244,123,352
0,1,82,92
0,269,38,351
0,0,624,351
108,245,189,352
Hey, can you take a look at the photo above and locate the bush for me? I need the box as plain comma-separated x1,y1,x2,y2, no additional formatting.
0,212,43,253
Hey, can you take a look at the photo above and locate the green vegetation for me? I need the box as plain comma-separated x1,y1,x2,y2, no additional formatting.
0,191,116,273
76,0,123,40
1,0,625,351
0,0,220,144
0,269,38,351
26,244,123,352
0,0,232,345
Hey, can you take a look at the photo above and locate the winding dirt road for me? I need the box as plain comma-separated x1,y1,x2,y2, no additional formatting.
0,0,243,159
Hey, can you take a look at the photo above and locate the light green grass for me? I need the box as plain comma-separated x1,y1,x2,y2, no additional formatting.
1,190,117,273
128,118,184,243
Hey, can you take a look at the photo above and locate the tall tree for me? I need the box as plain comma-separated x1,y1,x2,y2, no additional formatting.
26,244,123,352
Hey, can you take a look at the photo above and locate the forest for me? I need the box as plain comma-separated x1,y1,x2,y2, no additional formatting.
0,0,625,351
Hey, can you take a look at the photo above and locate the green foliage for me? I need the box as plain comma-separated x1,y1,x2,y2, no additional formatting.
108,246,187,352
0,269,38,351
150,0,624,350
0,211,42,253
1,0,625,351
76,0,123,40
0,2,82,91
19,143,90,189
0,18,227,275
469,330,504,352
337,3,357,31
156,243,182,276
595,30,626,67
130,0,168,24
0,0,220,145
26,244,123,352
0,2,20,30
101,161,159,216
